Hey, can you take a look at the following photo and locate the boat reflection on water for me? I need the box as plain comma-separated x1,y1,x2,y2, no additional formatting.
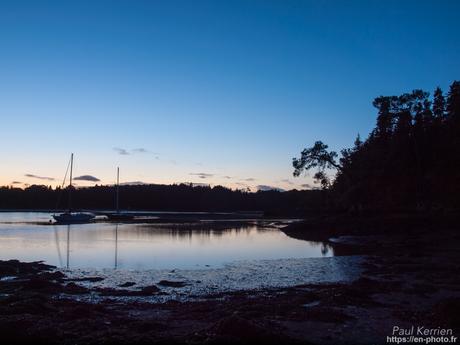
0,212,334,270
49,222,333,270
57,224,121,270
114,224,118,269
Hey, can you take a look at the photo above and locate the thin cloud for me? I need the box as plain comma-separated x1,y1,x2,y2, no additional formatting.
243,178,256,182
114,147,155,155
132,148,148,153
25,174,55,181
222,175,232,179
281,179,294,185
301,183,312,189
11,181,22,184
113,147,129,155
190,173,214,179
73,175,100,182
257,185,285,192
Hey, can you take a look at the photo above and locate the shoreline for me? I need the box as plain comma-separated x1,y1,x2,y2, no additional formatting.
1,214,460,344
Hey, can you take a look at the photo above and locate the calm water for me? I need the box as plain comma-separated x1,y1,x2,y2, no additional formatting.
0,212,333,270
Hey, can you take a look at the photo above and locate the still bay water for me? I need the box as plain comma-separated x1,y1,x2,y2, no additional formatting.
0,212,333,270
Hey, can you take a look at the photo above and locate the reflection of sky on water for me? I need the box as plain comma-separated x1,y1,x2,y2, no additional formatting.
0,212,332,270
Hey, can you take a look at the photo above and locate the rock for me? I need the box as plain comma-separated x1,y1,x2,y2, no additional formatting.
208,315,285,344
0,260,54,276
404,283,438,295
22,278,62,294
158,280,187,288
118,282,136,288
96,287,127,296
66,277,105,282
64,282,89,294
305,306,355,323
6,295,57,315
431,298,460,329
96,285,161,296
139,285,161,294
39,271,66,281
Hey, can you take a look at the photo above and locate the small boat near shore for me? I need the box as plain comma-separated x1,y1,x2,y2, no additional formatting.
53,153,95,224
53,212,95,223
106,212,134,221
106,167,134,221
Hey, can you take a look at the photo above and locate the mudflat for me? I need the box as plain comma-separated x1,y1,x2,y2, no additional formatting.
1,214,459,344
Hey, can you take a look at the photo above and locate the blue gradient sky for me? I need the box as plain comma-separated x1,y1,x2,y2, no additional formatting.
1,0,459,190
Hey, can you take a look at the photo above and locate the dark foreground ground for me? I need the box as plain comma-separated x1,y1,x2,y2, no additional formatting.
1,214,460,345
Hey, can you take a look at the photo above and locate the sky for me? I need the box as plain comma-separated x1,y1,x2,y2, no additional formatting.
0,0,459,191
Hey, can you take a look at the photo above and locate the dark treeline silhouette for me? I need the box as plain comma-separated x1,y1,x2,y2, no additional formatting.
0,183,327,215
4,82,459,215
293,81,460,212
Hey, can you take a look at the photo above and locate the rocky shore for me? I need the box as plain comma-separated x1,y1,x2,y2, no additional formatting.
1,214,460,344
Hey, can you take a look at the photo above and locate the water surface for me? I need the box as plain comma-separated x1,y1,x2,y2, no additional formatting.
0,212,333,270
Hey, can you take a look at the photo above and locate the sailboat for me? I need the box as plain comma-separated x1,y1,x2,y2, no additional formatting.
53,153,95,223
106,167,134,221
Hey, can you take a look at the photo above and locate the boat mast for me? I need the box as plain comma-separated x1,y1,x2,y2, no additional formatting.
116,167,119,213
68,153,73,213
